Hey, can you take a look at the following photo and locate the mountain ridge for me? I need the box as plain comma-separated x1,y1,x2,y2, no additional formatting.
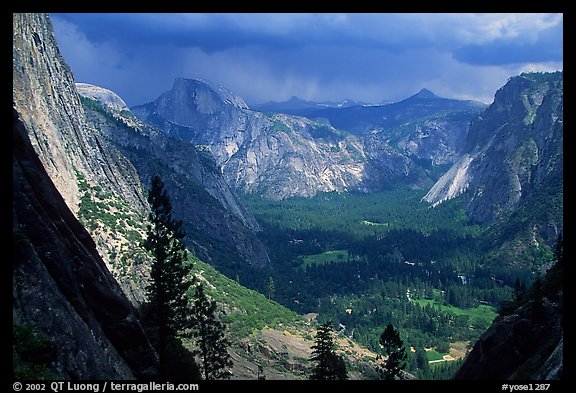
132,77,486,199
309,89,486,136
78,89,272,278
132,78,376,199
252,95,373,116
13,12,563,381
425,72,563,226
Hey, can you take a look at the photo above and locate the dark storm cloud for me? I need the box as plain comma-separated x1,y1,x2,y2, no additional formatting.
50,13,563,107
54,13,415,52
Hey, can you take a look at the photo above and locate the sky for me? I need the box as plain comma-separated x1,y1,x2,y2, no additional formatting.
50,13,563,107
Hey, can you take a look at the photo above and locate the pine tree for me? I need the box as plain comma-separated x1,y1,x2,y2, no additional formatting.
377,323,407,380
530,273,545,320
267,275,275,300
189,283,233,380
142,174,193,377
512,277,526,304
310,321,348,380
415,346,430,377
545,232,563,301
553,232,563,266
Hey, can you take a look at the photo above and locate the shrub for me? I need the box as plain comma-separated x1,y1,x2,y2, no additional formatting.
13,324,56,380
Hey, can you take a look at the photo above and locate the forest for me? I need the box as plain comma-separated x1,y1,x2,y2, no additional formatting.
239,188,553,379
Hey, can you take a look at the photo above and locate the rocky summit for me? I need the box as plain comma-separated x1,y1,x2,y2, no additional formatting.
76,83,129,112
133,78,486,199
78,84,272,274
132,78,371,199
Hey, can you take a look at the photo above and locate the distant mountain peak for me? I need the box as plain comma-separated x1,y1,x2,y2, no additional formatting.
76,83,128,112
412,88,440,99
165,77,249,111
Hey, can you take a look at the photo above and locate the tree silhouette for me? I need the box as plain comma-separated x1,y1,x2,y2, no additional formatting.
512,277,526,304
267,275,275,300
377,323,407,380
188,283,233,380
142,174,194,378
310,321,348,380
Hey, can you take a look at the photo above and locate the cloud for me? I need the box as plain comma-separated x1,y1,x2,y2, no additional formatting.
49,13,563,107
55,13,562,53
453,15,563,66
51,15,186,105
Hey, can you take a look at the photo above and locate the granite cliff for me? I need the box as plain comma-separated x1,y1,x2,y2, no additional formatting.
132,80,485,199
455,244,563,380
425,73,563,226
132,78,371,199
78,89,271,275
13,107,158,379
13,12,160,379
14,13,271,306
13,13,151,303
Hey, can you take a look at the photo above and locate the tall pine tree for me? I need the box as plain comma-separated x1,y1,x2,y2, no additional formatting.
267,275,275,300
310,321,348,380
377,323,407,380
142,175,194,378
189,283,233,380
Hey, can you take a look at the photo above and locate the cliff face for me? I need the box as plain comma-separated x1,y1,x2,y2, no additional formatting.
221,113,369,198
13,13,151,302
13,12,159,379
13,13,146,215
14,11,272,312
455,258,563,380
424,73,563,226
133,80,485,199
13,109,158,379
79,89,271,270
132,79,372,199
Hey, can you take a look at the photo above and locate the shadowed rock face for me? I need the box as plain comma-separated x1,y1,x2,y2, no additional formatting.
13,109,158,379
455,260,563,380
455,300,562,380
79,92,271,270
